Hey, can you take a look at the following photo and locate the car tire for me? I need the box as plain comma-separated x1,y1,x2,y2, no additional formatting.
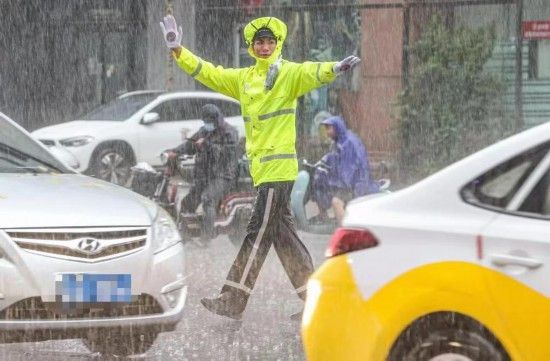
91,144,135,186
388,312,510,361
83,328,159,358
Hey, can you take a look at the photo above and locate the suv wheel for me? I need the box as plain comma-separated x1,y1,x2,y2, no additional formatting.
388,312,509,361
83,328,158,358
92,145,134,185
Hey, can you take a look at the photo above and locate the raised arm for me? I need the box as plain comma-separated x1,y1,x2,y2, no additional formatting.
160,15,240,100
288,61,336,99
173,47,240,100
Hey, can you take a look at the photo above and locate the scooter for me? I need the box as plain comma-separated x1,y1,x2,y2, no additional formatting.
290,159,391,235
130,152,254,247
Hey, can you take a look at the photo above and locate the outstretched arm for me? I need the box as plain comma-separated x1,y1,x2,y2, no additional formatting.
173,47,241,100
290,61,337,99
290,55,361,98
160,15,240,99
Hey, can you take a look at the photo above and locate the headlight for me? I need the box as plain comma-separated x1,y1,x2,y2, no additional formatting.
151,207,181,254
59,136,95,147
159,151,170,165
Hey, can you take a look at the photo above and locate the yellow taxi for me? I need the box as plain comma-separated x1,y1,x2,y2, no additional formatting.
302,122,550,361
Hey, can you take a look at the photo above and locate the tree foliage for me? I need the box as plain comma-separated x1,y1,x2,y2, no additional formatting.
398,15,511,181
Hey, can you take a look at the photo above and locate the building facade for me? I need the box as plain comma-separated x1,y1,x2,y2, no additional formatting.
2,0,548,165
0,0,195,130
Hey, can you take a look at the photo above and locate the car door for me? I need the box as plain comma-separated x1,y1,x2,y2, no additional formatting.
469,142,550,358
137,98,203,166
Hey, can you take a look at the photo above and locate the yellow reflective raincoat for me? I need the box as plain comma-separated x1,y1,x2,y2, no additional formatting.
174,17,337,186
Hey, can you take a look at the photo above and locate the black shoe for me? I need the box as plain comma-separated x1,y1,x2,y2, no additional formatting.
290,308,304,321
200,292,245,320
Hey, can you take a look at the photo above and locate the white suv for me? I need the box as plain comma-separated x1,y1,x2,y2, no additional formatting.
0,112,187,357
32,90,245,184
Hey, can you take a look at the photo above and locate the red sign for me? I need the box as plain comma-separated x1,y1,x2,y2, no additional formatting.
523,20,550,40
239,0,263,16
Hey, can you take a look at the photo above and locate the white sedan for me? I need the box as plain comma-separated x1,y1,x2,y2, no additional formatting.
32,90,245,184
0,111,186,358
303,121,550,361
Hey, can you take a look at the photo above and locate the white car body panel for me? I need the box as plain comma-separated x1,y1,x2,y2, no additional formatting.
0,112,187,333
32,120,138,172
0,174,155,228
481,214,550,297
342,121,550,301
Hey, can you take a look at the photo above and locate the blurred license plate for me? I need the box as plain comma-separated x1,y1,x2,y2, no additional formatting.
55,273,132,303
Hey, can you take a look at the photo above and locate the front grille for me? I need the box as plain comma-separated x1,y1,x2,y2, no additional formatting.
15,239,146,259
0,294,163,320
8,229,146,241
39,139,55,146
7,228,148,262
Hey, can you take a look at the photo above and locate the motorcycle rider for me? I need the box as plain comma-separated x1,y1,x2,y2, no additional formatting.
167,103,239,245
160,15,360,320
313,115,380,225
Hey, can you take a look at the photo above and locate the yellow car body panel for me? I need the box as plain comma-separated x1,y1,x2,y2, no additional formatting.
302,256,550,361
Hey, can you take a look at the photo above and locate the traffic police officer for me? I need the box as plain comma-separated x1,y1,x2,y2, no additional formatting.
160,15,360,319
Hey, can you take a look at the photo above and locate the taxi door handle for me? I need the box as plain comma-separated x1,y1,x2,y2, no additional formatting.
490,254,543,269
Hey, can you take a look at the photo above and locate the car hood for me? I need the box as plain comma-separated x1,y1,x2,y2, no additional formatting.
32,120,121,139
0,174,157,229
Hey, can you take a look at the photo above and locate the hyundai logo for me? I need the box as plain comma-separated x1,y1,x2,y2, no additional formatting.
77,238,101,254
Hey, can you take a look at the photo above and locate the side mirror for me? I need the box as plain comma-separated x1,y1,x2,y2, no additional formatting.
141,112,160,125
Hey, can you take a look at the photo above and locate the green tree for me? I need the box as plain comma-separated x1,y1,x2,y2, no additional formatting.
398,15,511,182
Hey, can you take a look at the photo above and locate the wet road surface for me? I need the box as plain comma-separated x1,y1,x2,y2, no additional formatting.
0,232,331,360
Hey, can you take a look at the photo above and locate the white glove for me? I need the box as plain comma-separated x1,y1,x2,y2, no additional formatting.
159,15,183,49
333,55,361,76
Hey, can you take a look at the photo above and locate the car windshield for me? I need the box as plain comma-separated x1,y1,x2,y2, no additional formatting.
0,115,69,174
80,93,159,121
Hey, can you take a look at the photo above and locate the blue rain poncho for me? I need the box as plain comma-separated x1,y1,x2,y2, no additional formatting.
314,116,379,209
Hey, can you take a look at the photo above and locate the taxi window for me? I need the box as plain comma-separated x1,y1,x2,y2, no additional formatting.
462,142,550,210
519,168,550,216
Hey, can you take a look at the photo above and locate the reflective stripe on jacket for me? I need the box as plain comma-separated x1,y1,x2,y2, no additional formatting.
175,17,337,186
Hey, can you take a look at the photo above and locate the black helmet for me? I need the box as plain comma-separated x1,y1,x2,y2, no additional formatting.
201,104,221,125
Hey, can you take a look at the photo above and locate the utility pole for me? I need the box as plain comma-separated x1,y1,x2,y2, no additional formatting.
401,3,411,89
515,0,524,130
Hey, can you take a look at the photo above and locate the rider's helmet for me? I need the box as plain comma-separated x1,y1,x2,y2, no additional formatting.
201,104,221,132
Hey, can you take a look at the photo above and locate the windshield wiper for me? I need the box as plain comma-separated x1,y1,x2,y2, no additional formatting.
0,166,49,174
15,166,50,174
0,143,63,173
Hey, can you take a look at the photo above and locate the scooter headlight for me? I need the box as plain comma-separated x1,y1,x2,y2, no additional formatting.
151,207,181,254
160,151,170,165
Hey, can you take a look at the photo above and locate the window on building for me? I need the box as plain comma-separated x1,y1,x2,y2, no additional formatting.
538,40,550,79
528,39,550,80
